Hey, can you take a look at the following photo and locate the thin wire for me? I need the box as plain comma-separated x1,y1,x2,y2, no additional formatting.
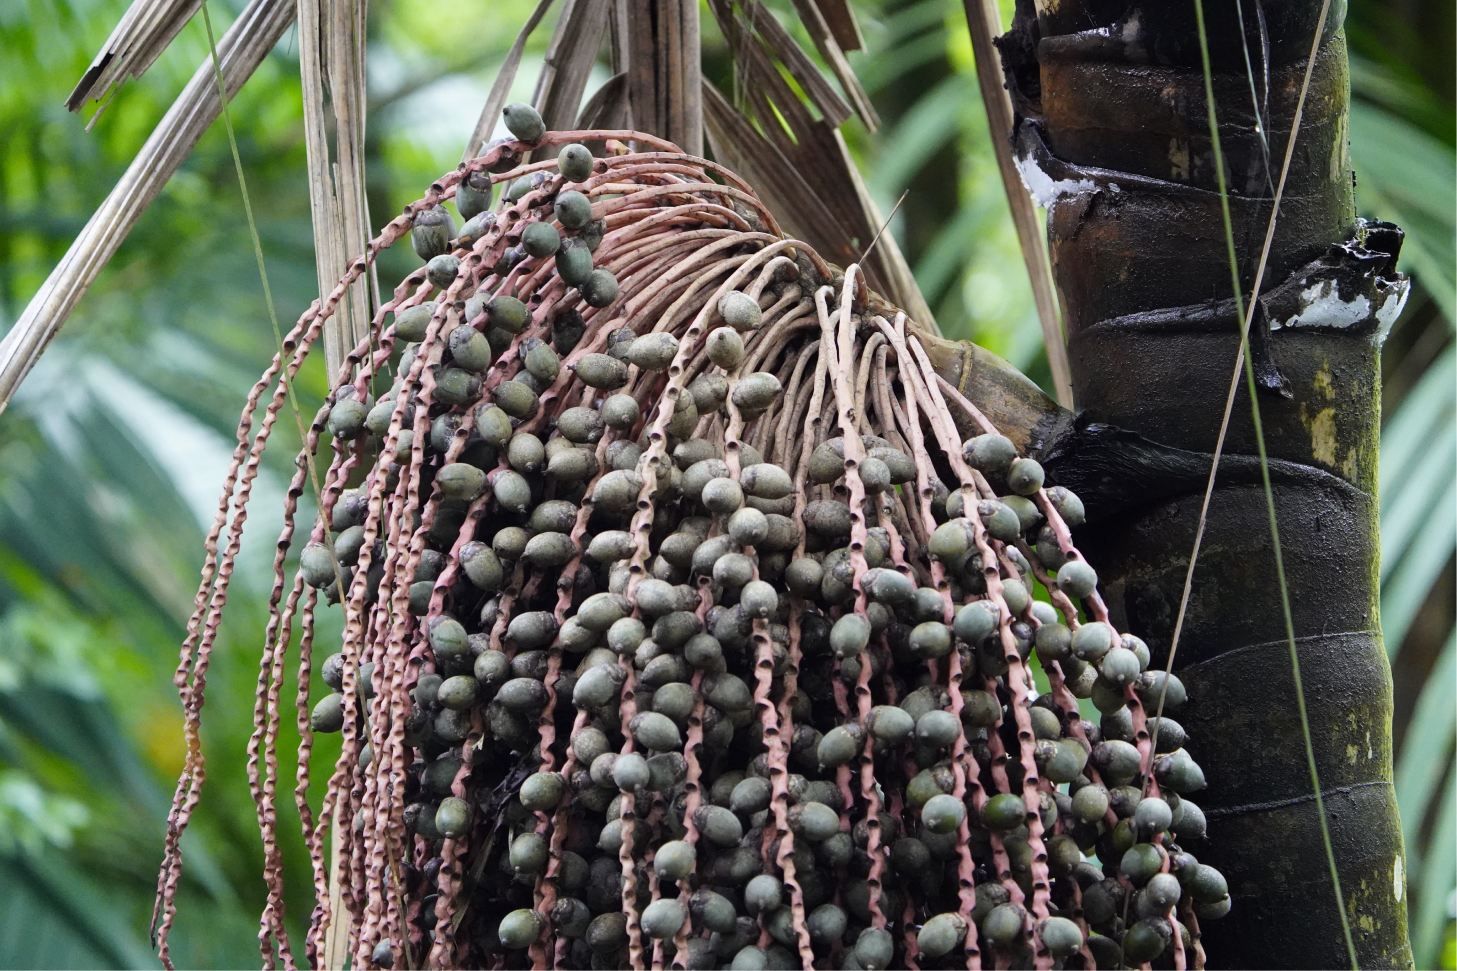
1152,2,1357,967
200,2,335,542
1232,0,1275,195
857,189,910,265
1151,1,1335,750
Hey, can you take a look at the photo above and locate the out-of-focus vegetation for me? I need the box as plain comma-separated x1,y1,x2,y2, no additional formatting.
0,0,1450,967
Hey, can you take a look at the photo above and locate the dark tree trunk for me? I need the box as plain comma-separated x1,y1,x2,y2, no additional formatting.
999,1,1414,967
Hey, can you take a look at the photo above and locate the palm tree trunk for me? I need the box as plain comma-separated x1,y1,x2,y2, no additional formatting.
1000,1,1414,966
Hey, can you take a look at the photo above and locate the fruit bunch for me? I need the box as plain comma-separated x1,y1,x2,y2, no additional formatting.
153,106,1228,971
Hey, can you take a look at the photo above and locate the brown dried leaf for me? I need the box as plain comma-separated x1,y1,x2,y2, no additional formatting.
813,0,865,52
787,0,878,131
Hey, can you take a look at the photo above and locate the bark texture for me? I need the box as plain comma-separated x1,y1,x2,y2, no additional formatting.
1001,1,1414,966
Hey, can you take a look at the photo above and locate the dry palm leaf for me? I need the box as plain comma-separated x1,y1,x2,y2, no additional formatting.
66,0,203,119
0,0,296,416
300,0,375,378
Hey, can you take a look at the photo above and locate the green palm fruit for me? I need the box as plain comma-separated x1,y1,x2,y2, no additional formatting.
963,433,1017,474
556,236,594,287
729,947,767,970
1121,918,1171,963
1154,749,1206,793
487,294,530,333
488,380,536,422
426,254,460,289
510,831,548,874
688,372,729,413
437,675,478,710
727,507,768,545
575,352,629,391
817,724,864,769
1120,843,1166,885
1046,485,1085,526
1137,670,1187,709
558,143,593,182
981,902,1026,946
1078,935,1120,971
917,709,959,746
310,693,344,732
1073,621,1114,661
954,600,998,643
653,839,696,881
854,928,893,970
1073,783,1110,823
806,903,847,945
1134,796,1173,837
979,499,1021,542
867,704,914,744
455,169,493,220
521,220,560,258
582,267,618,307
518,771,565,811
1034,622,1072,661
411,205,453,260
427,617,468,665
491,526,529,563
437,463,487,502
598,394,638,431
690,890,738,934
918,913,967,958
505,431,544,473
587,912,628,954
1172,797,1207,840
626,332,678,371
984,792,1026,831
300,542,339,588
1144,871,1181,910
731,371,781,412
436,796,470,837
829,613,870,659
448,324,493,372
694,805,743,847
1099,646,1141,688
706,327,745,368
958,689,999,729
524,341,560,382
554,189,593,229
1039,916,1084,959
718,290,762,331
744,874,782,915
1029,705,1061,740
326,397,368,439
491,469,533,513
1057,559,1099,598
1007,457,1045,495
502,102,544,142
906,619,951,660
922,793,967,834
740,463,792,499
629,711,682,751
394,302,437,342
787,802,839,842
868,445,915,483
700,476,744,515
497,908,544,950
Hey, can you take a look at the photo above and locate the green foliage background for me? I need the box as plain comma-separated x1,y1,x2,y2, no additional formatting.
0,0,1450,966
